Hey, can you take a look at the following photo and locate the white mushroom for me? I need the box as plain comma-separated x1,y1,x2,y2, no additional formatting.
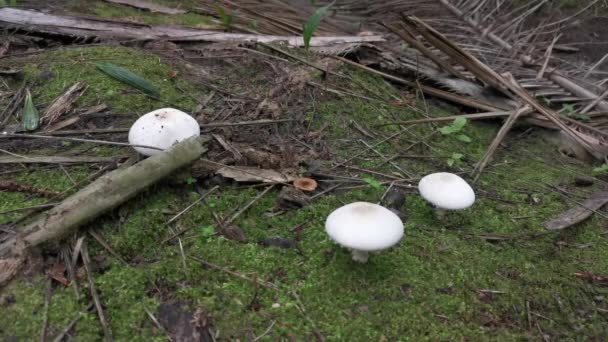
128,108,200,156
418,172,475,217
325,202,404,263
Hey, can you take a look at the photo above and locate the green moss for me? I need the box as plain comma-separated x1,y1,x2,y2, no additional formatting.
2,48,608,341
14,46,202,117
67,0,212,27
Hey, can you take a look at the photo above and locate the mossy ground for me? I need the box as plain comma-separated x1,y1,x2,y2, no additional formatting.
1,42,608,341
66,0,213,27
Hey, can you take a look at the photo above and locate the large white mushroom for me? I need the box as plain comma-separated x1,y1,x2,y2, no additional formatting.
128,108,200,156
325,202,404,263
418,172,475,217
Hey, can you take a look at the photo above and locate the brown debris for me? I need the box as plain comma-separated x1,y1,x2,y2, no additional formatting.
218,224,247,243
156,301,214,342
574,271,608,287
0,180,60,197
46,262,69,286
42,82,88,128
239,147,283,169
276,186,310,209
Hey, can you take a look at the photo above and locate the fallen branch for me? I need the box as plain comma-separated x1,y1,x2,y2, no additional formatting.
0,155,125,164
0,8,383,47
0,136,207,262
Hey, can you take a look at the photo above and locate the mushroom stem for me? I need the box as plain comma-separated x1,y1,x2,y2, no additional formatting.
434,208,447,219
351,249,369,263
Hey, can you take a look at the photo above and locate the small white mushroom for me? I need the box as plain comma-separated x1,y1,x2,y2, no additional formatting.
418,172,475,217
325,202,404,263
128,108,200,156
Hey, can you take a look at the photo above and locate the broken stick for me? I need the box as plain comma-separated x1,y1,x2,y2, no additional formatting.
0,136,207,259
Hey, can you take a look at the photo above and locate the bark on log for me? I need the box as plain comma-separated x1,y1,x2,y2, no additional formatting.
0,136,207,257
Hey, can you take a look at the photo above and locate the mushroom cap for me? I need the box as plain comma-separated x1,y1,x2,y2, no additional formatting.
325,202,404,252
128,108,200,156
418,172,475,210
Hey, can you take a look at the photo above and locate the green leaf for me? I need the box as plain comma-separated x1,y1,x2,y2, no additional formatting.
561,103,576,114
185,176,196,185
22,88,40,131
592,164,608,176
451,153,464,160
95,62,160,98
215,5,235,29
201,225,215,237
456,134,472,143
452,117,467,131
0,0,16,7
302,2,334,50
248,19,258,29
446,158,455,167
438,125,457,135
362,175,382,190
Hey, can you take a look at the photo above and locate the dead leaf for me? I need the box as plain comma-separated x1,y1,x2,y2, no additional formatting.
543,189,608,230
219,224,247,243
157,301,213,342
217,166,296,183
47,262,69,286
574,272,608,286
0,257,24,285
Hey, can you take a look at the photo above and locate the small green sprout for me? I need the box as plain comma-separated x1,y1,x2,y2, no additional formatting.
363,175,383,190
438,117,471,143
302,2,334,50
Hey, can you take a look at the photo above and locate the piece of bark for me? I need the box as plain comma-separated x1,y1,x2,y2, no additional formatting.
276,186,310,209
44,116,80,132
0,8,384,46
543,189,608,230
239,147,283,169
42,82,88,127
105,0,187,14
0,136,207,258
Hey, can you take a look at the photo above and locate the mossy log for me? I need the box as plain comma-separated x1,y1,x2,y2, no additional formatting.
0,136,207,258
